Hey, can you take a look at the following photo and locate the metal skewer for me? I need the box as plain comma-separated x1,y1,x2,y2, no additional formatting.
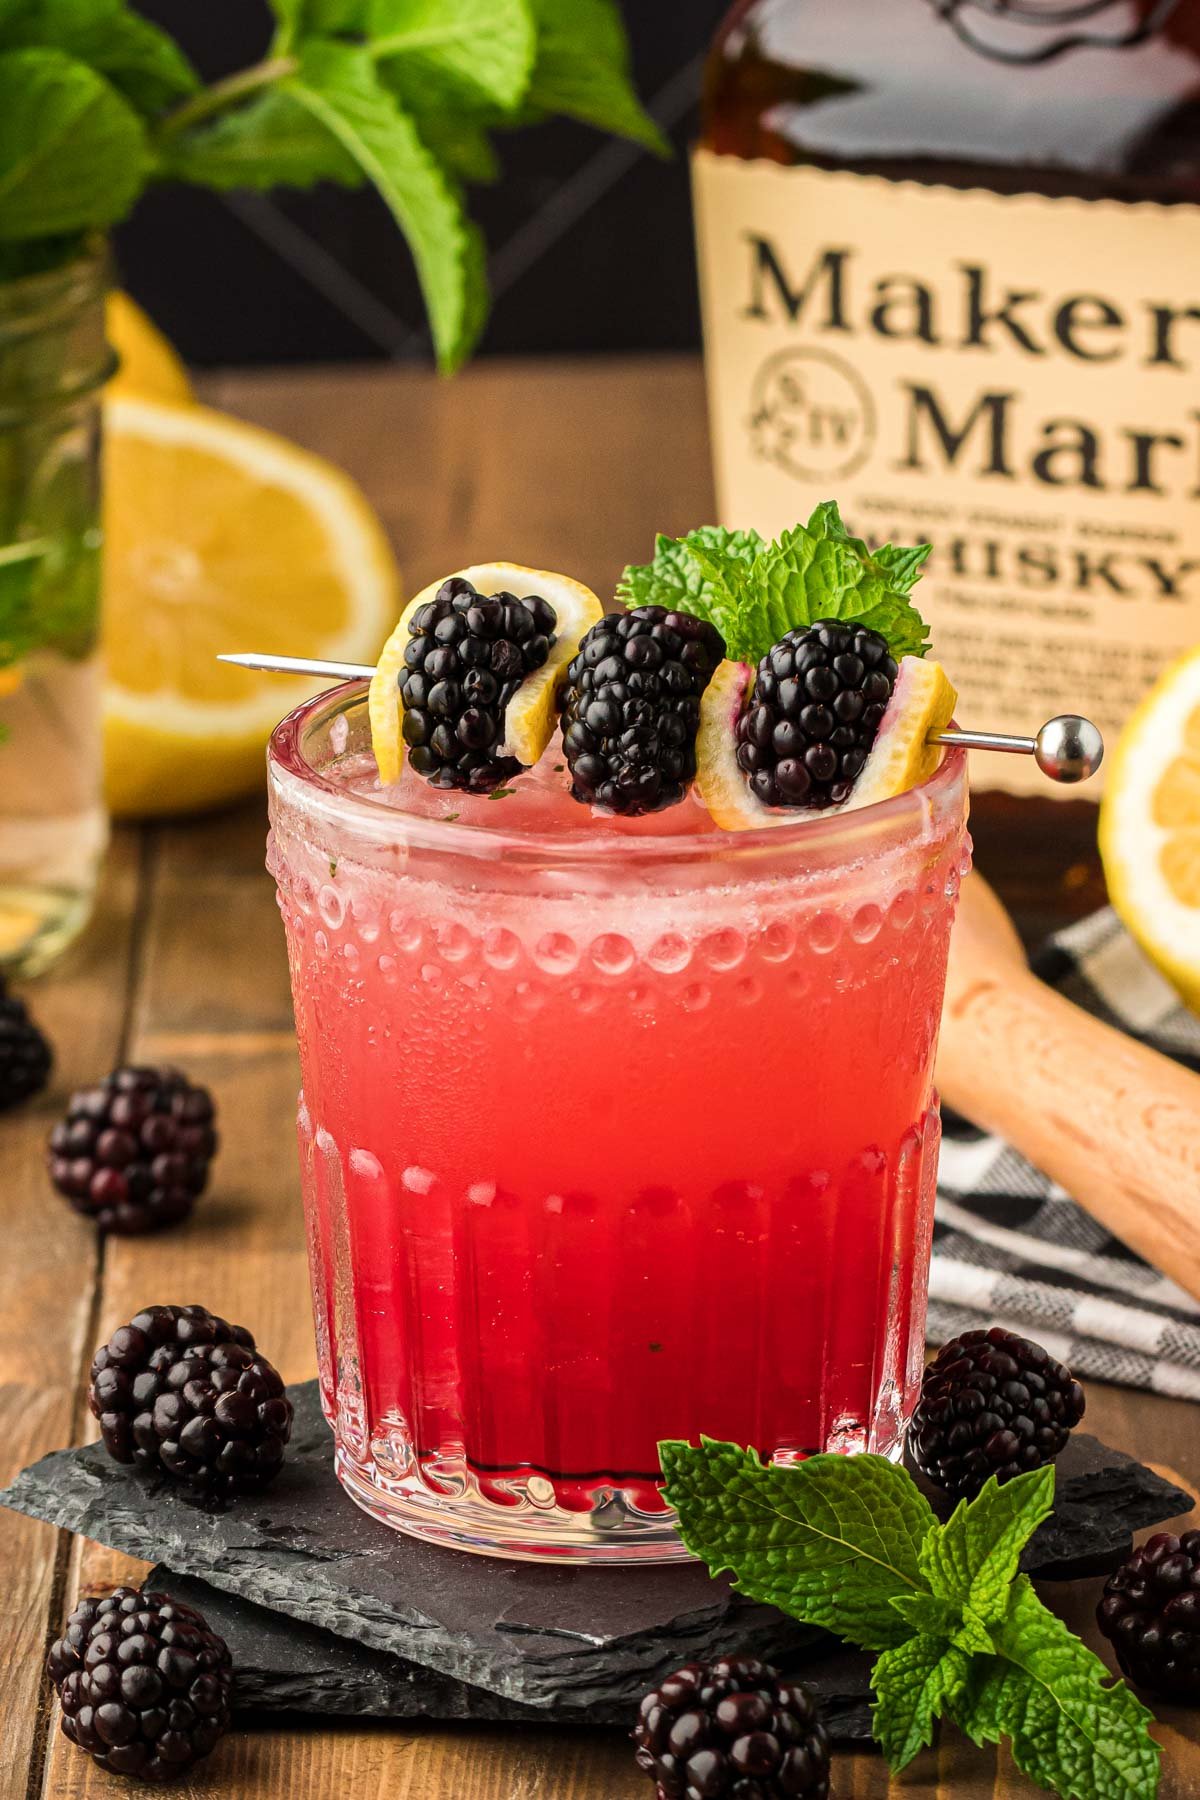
219,654,1105,784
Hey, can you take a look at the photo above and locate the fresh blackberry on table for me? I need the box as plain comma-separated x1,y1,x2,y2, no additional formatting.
0,978,52,1111
48,1585,232,1781
561,606,725,815
1098,1531,1200,1701
909,1326,1085,1500
399,574,557,791
735,620,897,810
633,1656,830,1799
47,1066,216,1235
88,1304,293,1499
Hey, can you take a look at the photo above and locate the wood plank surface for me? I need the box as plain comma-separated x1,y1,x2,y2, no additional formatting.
2,357,1193,1799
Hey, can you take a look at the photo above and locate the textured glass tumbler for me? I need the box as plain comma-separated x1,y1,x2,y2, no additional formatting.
268,686,968,1562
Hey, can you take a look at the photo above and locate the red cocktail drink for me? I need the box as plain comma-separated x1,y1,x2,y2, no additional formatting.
268,686,968,1559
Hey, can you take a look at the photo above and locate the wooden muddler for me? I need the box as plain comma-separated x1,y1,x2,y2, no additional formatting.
937,873,1200,1303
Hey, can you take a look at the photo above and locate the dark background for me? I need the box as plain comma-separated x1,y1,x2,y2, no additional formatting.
117,2,726,368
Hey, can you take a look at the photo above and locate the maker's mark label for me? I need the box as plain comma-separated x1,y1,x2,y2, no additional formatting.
693,149,1200,795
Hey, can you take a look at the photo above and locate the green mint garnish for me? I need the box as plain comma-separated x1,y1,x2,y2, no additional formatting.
660,1441,1161,1800
0,0,662,373
487,784,515,800
618,503,930,667
617,526,766,655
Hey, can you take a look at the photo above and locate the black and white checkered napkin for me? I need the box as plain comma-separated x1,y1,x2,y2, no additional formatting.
930,907,1200,1399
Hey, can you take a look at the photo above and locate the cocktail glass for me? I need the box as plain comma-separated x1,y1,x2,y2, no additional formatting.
267,683,969,1562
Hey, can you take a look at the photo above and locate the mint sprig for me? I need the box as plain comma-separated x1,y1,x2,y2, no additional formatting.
618,502,931,666
660,1441,1161,1800
0,0,662,369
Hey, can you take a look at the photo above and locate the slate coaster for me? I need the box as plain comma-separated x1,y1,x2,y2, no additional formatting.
143,1566,878,1741
1,1380,1190,1723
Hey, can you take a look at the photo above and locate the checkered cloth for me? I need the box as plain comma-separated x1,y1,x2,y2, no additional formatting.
930,907,1200,1399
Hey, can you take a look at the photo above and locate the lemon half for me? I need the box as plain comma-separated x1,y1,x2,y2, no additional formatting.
1100,646,1200,1013
104,396,399,817
368,563,602,785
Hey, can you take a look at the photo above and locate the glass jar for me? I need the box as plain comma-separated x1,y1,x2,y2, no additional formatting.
267,685,969,1562
0,243,112,974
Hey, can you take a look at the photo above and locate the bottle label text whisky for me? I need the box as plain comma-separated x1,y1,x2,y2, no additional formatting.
696,1,1200,797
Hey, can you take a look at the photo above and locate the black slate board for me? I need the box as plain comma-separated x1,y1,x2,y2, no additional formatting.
143,1566,878,1741
1,1379,1189,1727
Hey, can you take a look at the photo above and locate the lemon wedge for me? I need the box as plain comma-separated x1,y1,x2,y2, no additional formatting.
103,396,398,817
840,656,958,813
696,654,957,830
1100,646,1200,1013
368,563,602,785
694,660,774,830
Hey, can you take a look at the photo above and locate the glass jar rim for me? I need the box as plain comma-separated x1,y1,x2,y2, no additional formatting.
268,681,967,871
0,236,110,321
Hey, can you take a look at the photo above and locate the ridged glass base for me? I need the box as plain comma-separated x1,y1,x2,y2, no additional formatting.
334,1441,689,1563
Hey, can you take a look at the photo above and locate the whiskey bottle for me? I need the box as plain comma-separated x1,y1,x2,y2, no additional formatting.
696,0,1200,881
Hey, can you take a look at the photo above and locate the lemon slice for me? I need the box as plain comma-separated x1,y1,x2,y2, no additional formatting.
840,656,957,813
103,396,398,817
694,660,782,830
1100,646,1200,1013
696,654,957,830
106,293,194,405
368,563,602,785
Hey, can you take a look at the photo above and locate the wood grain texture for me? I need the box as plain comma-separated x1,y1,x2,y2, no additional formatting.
0,839,141,1800
9,358,1197,1797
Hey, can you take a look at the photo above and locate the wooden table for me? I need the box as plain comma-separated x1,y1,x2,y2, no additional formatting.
0,357,1194,1798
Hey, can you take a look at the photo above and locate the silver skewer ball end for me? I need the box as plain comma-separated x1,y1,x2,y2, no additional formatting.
1034,714,1104,783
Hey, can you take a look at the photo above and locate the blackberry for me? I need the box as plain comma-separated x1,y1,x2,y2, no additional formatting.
0,979,52,1111
735,620,897,810
399,574,557,791
47,1066,217,1235
89,1304,293,1499
561,606,725,815
909,1327,1085,1500
1098,1531,1200,1701
48,1585,232,1781
634,1656,830,1800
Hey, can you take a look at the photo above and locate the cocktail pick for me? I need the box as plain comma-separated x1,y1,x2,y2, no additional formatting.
217,653,1105,784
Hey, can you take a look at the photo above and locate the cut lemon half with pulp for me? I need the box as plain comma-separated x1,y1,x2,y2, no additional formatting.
1100,646,1200,1014
696,654,958,830
104,396,399,817
368,563,602,785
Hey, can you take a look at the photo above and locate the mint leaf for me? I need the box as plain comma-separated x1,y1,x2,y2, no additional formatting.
872,1636,971,1769
738,520,930,662
163,88,362,191
617,527,763,653
274,0,367,46
1,0,198,117
526,0,668,153
659,1440,937,1654
920,1467,1056,1628
959,1577,1160,1800
287,40,482,370
379,57,503,182
805,499,931,596
890,1591,962,1638
0,48,147,239
370,0,536,112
